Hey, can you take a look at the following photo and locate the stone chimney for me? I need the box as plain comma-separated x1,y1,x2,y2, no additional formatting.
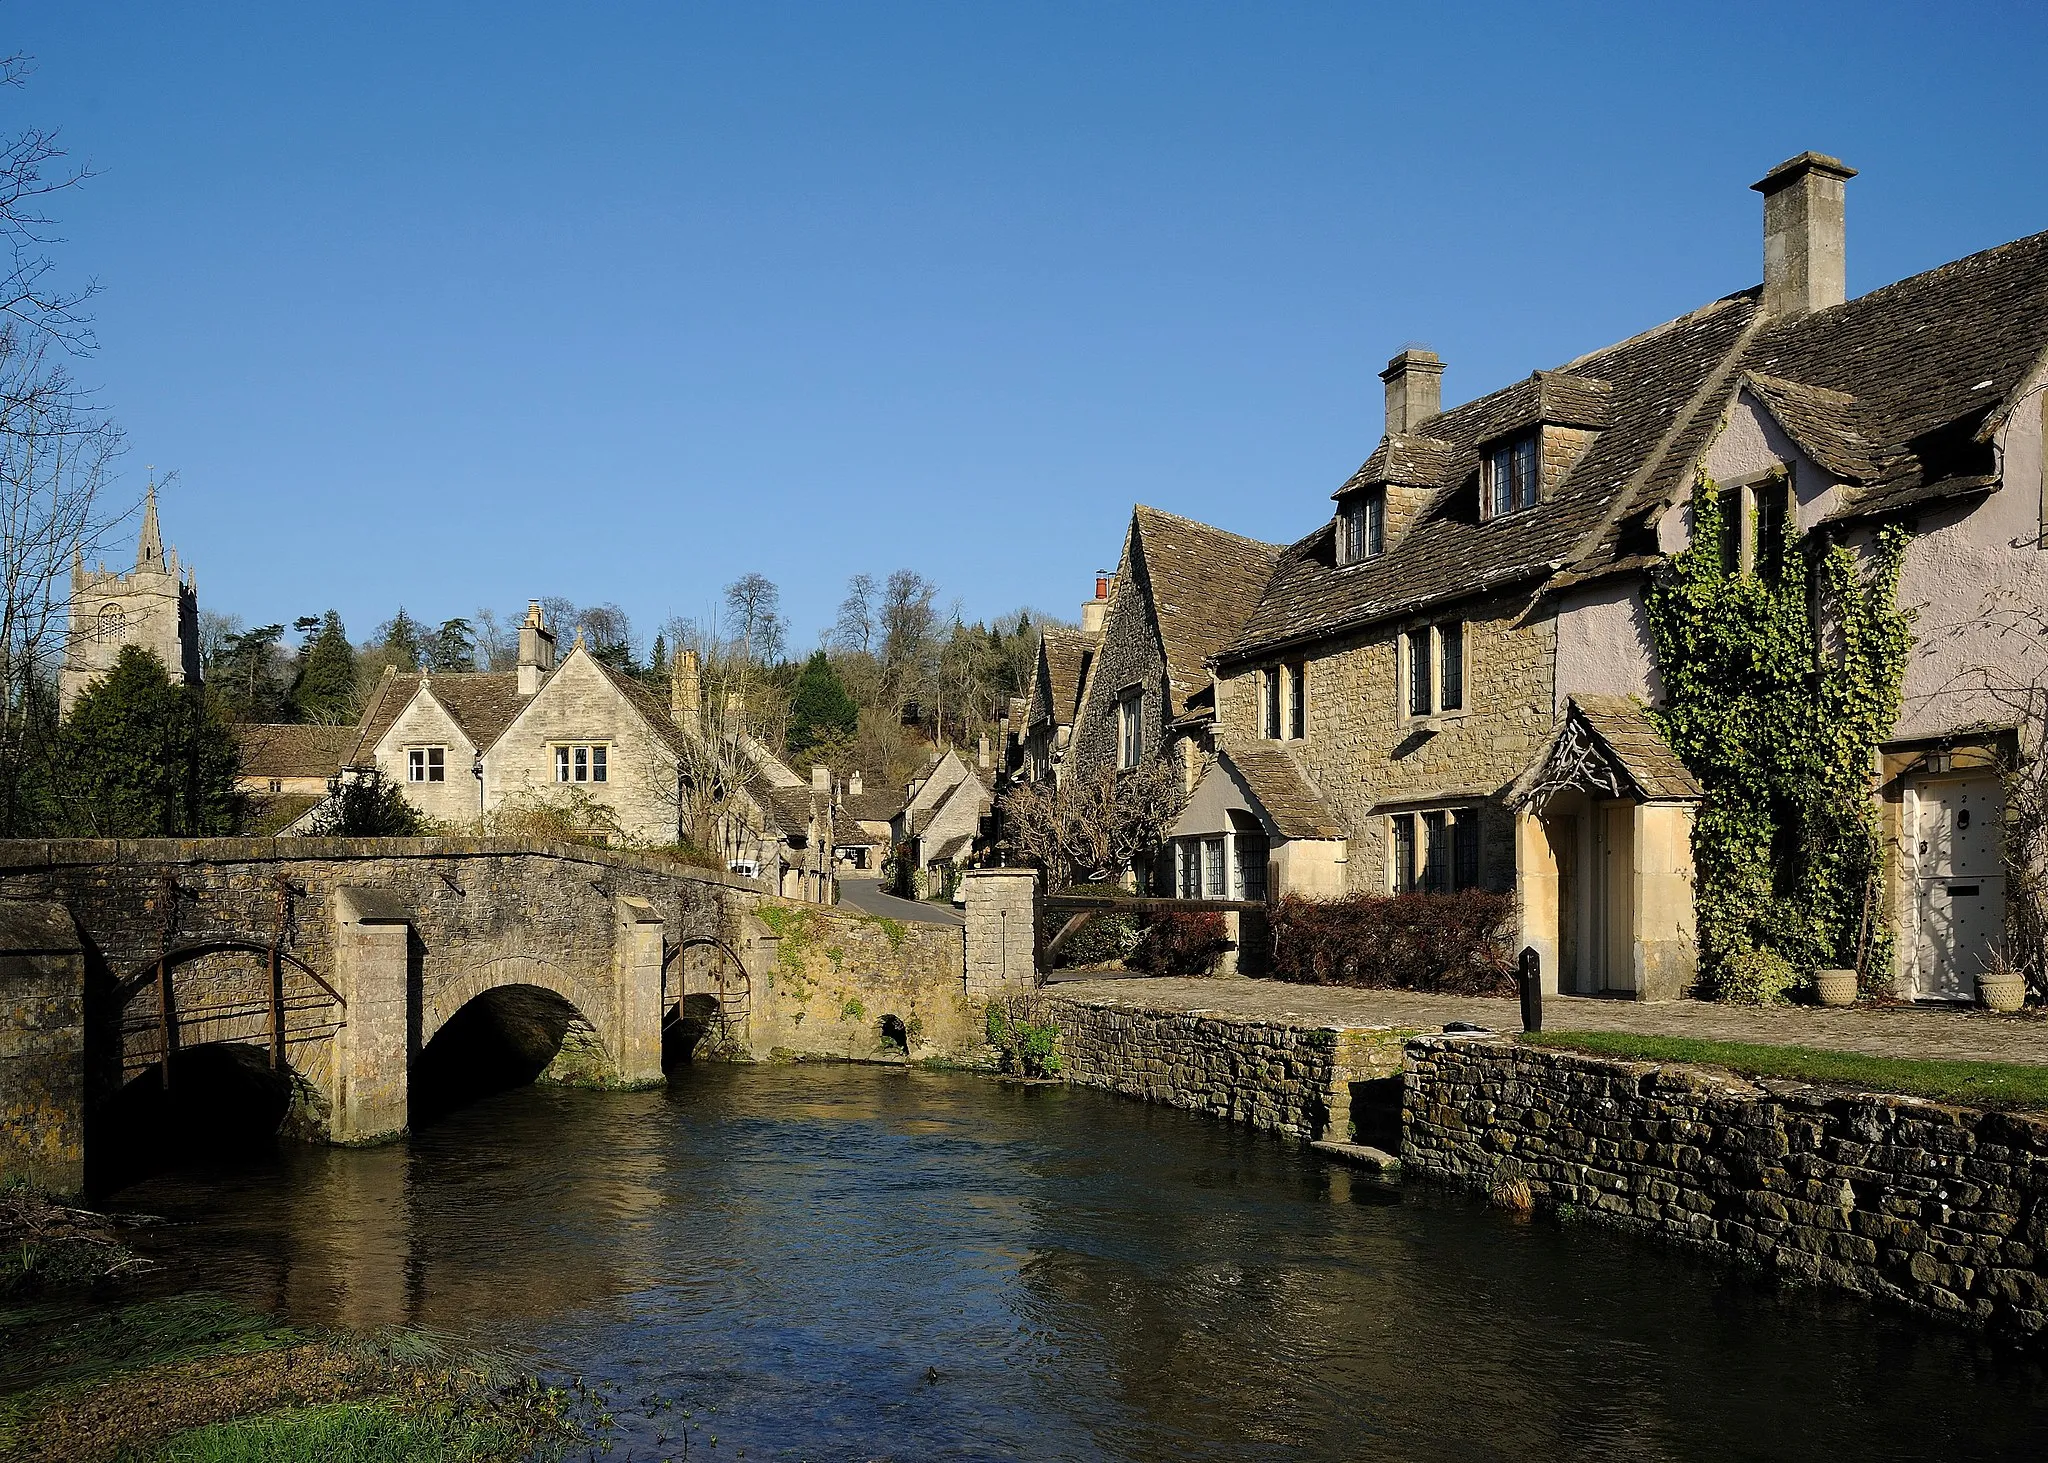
1081,573,1111,634
671,646,702,733
1380,349,1445,435
812,765,830,793
516,600,557,697
1752,152,1855,318
978,734,991,771
849,770,863,797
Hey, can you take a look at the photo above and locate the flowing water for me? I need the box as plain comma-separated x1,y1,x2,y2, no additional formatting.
79,1065,2048,1460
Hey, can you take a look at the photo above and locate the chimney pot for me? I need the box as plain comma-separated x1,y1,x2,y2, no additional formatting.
1752,152,1855,317
1082,572,1113,633
1380,350,1445,435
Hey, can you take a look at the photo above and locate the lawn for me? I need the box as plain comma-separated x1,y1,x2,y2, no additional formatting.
1519,1030,2048,1111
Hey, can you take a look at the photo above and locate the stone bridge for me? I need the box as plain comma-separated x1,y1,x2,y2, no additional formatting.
0,841,1037,1193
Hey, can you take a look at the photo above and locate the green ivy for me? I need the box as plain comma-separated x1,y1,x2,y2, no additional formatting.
1644,474,1912,1000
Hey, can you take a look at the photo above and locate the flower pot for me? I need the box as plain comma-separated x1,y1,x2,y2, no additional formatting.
1978,973,2027,1014
1814,969,1858,1008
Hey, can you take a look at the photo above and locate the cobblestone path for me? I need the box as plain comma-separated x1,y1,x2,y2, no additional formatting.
1044,974,2048,1067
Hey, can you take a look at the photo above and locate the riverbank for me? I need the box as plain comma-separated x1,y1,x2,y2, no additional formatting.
0,1189,584,1462
1038,976,2048,1341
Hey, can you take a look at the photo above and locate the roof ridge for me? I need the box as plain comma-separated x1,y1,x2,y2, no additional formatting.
1133,502,1284,550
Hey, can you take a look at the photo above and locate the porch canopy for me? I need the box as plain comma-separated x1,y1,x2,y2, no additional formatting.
1170,740,1347,901
1507,696,1701,1001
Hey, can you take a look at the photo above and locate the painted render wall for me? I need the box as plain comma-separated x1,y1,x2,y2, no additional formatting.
1552,580,1662,712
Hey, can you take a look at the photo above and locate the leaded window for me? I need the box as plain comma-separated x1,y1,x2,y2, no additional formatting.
1486,434,1540,517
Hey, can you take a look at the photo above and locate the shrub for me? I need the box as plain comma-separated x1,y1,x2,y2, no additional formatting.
1126,910,1230,976
985,999,1062,1076
308,767,423,837
1268,889,1514,995
1712,944,1801,1005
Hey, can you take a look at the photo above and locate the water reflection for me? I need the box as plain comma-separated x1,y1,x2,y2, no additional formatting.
109,1065,2048,1462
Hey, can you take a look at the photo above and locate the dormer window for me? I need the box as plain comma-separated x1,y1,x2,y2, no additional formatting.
1338,490,1385,565
1484,434,1540,518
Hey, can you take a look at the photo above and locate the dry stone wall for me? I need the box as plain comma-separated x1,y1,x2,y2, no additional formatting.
1403,1037,2048,1337
1045,992,1408,1140
742,901,971,1063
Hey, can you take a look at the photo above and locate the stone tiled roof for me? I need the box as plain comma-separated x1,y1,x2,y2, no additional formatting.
1230,291,1764,660
595,661,694,759
746,776,819,841
1132,505,1283,713
1038,627,1097,727
1221,741,1346,839
235,724,356,780
1231,224,2048,658
839,783,904,825
1570,695,1700,800
347,671,529,764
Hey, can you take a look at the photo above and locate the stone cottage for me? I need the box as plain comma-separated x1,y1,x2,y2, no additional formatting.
294,605,832,900
1065,506,1281,801
891,746,995,891
1162,152,2048,1004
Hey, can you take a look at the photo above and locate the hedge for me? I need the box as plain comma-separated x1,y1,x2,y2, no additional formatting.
1268,890,1514,995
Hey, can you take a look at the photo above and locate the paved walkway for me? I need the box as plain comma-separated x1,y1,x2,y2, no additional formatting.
835,877,963,927
1044,975,2048,1068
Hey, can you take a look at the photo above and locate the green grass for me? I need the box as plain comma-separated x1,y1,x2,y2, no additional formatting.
1520,1030,2048,1109
142,1400,534,1463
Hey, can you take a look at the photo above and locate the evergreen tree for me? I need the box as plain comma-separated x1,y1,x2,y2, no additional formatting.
378,609,426,671
650,633,668,677
308,766,423,837
787,650,859,759
211,622,292,722
51,646,241,836
291,610,358,723
429,617,476,672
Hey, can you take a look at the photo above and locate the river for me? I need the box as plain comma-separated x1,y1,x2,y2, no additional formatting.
94,1064,2048,1461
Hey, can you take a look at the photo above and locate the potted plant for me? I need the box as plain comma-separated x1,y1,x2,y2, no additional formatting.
1814,968,1859,1007
1977,952,2027,1014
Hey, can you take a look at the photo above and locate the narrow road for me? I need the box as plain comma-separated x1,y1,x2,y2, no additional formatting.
835,877,963,926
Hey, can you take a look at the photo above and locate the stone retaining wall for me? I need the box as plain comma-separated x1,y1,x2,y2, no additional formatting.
1044,993,1408,1140
1402,1037,2048,1336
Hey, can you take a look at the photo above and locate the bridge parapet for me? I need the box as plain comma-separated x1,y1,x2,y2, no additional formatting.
0,900,84,1194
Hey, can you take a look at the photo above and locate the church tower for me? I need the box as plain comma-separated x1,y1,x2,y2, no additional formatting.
60,483,201,715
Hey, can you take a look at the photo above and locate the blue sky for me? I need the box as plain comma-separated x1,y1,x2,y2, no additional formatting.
16,2,2048,650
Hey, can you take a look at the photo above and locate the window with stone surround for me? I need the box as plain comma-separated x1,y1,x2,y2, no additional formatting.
1116,688,1143,769
554,743,610,783
407,746,446,783
1288,663,1306,740
1262,666,1282,739
1338,489,1385,564
1401,621,1465,719
1388,807,1481,892
1483,433,1540,518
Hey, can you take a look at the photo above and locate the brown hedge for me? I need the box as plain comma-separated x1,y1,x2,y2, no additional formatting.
1126,910,1231,976
1267,890,1515,995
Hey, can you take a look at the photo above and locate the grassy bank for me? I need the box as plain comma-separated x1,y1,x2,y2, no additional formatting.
1520,1030,2048,1110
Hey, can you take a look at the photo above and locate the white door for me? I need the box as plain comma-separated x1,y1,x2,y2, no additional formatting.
1909,776,2004,1001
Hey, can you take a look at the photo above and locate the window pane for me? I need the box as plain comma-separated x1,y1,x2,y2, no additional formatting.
408,749,423,782
1202,838,1225,898
1717,488,1742,575
592,746,607,782
427,747,444,782
1289,664,1305,741
555,747,570,782
1392,815,1416,893
1265,669,1281,738
1366,492,1384,555
1438,622,1463,712
1514,437,1538,510
1754,480,1787,578
1236,835,1269,903
1406,629,1431,717
1488,446,1509,518
1453,810,1481,891
1422,810,1449,892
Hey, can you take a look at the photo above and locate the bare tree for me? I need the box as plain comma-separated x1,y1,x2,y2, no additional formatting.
999,759,1182,888
722,572,785,667
471,606,520,671
0,57,121,827
832,572,878,655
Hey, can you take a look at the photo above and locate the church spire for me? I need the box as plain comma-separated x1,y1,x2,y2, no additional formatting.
138,477,164,570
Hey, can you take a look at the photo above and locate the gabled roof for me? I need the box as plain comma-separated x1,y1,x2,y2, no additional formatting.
347,670,528,764
1037,626,1097,728
1508,695,1700,807
839,782,905,825
1230,290,1764,660
235,724,357,781
747,776,820,841
1130,505,1283,713
1219,740,1346,839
